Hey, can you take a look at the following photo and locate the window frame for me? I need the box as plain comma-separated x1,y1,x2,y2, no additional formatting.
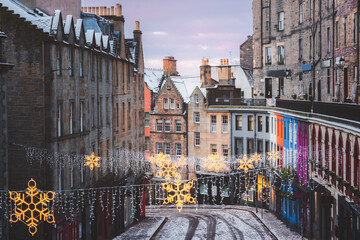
210,115,217,133
156,119,163,132
195,132,200,146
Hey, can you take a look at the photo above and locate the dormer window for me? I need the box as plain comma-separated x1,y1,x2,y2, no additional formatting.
163,98,168,109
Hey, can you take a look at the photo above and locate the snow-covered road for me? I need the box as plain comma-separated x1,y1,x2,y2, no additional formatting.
147,208,277,240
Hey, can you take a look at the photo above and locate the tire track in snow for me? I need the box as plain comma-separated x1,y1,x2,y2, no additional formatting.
183,215,199,240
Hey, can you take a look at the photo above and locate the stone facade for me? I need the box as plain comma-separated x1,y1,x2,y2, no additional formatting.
240,35,253,70
150,78,187,157
0,2,144,238
252,0,359,103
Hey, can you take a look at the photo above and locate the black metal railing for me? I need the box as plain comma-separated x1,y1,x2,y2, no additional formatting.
276,99,360,122
210,98,266,106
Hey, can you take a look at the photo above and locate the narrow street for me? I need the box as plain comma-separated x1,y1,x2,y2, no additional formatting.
134,207,303,240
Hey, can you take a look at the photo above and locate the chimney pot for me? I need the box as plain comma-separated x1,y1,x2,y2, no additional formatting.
115,4,122,16
100,7,104,15
96,7,99,15
111,6,115,15
91,7,96,14
81,7,84,12
135,21,140,30
107,8,111,16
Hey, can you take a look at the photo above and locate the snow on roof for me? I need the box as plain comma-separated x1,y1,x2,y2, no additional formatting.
199,87,207,97
0,0,52,33
102,35,109,49
95,32,102,47
51,9,61,32
75,19,83,40
171,76,201,103
144,68,163,92
85,29,94,44
211,65,254,88
64,15,73,35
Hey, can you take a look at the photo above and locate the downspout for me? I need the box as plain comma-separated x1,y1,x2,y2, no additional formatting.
97,53,100,156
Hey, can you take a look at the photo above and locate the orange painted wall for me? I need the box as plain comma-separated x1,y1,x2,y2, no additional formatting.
275,113,283,167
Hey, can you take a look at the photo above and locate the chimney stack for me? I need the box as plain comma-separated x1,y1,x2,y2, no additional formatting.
218,58,231,85
200,58,213,88
163,56,178,76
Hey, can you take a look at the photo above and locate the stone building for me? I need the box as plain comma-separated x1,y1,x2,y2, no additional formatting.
240,35,253,70
0,0,144,238
252,0,359,103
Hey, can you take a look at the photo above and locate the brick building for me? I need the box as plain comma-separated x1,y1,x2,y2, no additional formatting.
252,0,359,103
0,0,144,238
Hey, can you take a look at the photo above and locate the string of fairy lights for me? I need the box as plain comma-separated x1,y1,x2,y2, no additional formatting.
0,143,339,236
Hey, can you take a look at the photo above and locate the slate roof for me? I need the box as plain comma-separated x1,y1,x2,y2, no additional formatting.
171,76,202,103
144,68,164,93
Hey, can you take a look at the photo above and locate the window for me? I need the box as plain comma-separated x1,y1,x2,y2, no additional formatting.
175,120,182,132
236,115,243,130
116,103,119,130
247,139,255,154
257,140,263,153
327,27,331,53
344,17,348,46
195,132,200,146
156,143,162,154
299,3,304,24
235,138,243,156
57,103,62,137
99,97,102,128
175,143,182,156
156,120,163,132
194,112,200,123
80,49,83,77
195,94,199,103
145,112,150,127
91,97,95,128
163,98,168,109
265,47,272,65
248,115,254,131
279,78,284,96
80,101,85,132
106,97,109,126
299,39,303,59
266,21,270,31
70,102,75,134
222,145,229,157
355,14,358,43
210,115,217,132
145,137,150,151
258,116,263,132
278,12,284,31
164,119,171,132
164,143,170,155
69,47,73,76
278,45,285,64
327,69,331,94
176,103,180,109
336,21,339,48
170,99,174,109
266,141,270,153
266,116,269,133
56,45,61,76
222,115,228,133
128,102,131,130
211,144,217,154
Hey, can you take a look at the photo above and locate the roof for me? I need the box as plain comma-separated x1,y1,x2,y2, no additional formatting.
144,68,164,92
171,76,202,103
211,65,254,88
0,0,52,33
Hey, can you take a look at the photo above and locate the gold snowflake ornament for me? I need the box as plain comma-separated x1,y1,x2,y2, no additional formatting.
156,157,181,181
176,156,187,168
84,152,101,170
202,154,229,173
237,155,255,173
9,179,55,236
162,180,196,212
251,153,263,164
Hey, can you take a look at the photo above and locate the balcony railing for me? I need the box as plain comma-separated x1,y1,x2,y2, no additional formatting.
210,98,266,106
276,99,360,122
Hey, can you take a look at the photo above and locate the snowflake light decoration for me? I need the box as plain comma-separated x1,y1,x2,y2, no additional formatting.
9,179,55,236
267,150,280,166
237,155,255,173
162,180,196,212
202,154,229,173
176,156,187,168
251,153,263,164
156,157,181,181
84,152,101,170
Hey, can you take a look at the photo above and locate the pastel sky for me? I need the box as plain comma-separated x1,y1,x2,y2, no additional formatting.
82,0,253,75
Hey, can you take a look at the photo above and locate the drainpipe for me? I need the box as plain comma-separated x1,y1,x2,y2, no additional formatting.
332,0,336,98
